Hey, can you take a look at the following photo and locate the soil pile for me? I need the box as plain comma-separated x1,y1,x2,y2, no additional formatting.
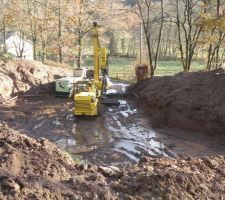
129,68,225,134
0,123,224,199
0,60,72,103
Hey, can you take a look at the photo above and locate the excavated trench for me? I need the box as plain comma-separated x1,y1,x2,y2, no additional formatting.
0,82,224,165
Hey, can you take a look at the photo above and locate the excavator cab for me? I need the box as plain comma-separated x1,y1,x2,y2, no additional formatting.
74,81,91,93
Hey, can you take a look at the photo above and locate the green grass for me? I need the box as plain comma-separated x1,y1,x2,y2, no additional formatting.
61,150,86,165
83,56,206,80
0,52,14,62
83,56,135,81
156,60,205,76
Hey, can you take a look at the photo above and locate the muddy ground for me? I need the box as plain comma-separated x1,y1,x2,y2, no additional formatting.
1,92,225,166
2,60,224,163
0,94,171,165
0,124,225,199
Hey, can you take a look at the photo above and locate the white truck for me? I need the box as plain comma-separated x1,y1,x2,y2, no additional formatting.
55,68,87,97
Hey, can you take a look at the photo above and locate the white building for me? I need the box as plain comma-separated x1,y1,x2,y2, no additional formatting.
0,32,33,60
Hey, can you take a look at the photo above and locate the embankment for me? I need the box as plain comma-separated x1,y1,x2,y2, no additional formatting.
0,123,224,199
0,60,72,103
129,68,225,135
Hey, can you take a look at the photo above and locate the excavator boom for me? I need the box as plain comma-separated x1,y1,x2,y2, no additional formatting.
74,22,107,116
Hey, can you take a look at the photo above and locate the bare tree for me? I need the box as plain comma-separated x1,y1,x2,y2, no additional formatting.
202,0,225,70
171,0,203,71
13,34,25,58
66,0,111,68
134,0,164,77
24,0,39,60
0,0,12,53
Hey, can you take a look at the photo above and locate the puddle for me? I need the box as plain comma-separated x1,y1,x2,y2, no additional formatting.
10,79,175,164
55,80,175,163
58,99,173,162
56,138,77,150
53,118,63,126
106,104,171,161
32,120,47,130
114,140,140,162
106,77,130,94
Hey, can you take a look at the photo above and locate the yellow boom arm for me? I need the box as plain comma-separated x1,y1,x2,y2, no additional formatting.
93,22,107,90
74,22,107,116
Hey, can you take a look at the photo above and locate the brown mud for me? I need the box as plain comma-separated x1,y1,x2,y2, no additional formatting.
129,68,225,135
0,124,224,199
1,93,225,166
0,60,71,102
0,95,172,165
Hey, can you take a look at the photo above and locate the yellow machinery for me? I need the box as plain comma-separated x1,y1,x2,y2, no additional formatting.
74,22,107,116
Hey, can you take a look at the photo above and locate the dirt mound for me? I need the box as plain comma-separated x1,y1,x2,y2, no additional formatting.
0,123,225,199
0,123,112,200
129,68,225,134
117,156,225,199
0,60,72,103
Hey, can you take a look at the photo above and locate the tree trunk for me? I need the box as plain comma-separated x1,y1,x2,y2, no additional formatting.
153,0,164,70
121,38,125,55
3,18,6,53
146,36,154,77
109,33,117,56
58,0,63,64
77,32,82,68
41,41,46,63
32,35,37,60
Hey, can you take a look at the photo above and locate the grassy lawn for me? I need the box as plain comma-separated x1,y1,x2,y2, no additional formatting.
156,60,205,76
83,56,135,80
83,56,206,80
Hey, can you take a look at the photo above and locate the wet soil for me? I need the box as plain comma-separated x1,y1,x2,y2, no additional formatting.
1,92,225,166
1,124,225,199
0,94,169,165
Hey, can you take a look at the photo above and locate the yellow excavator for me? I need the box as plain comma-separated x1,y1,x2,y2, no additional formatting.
73,22,108,116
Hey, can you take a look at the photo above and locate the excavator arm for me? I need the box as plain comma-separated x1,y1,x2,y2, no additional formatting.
74,22,108,116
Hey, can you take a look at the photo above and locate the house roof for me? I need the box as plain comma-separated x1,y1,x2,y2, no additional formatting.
0,31,32,45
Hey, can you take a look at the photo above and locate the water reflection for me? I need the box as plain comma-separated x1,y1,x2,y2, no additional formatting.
56,80,174,163
56,138,76,150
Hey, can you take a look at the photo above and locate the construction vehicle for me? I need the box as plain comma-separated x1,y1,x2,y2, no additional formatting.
55,68,87,97
73,22,108,116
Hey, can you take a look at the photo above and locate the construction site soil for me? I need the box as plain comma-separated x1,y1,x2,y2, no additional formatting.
0,60,71,102
0,124,224,199
130,68,225,135
0,60,225,199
